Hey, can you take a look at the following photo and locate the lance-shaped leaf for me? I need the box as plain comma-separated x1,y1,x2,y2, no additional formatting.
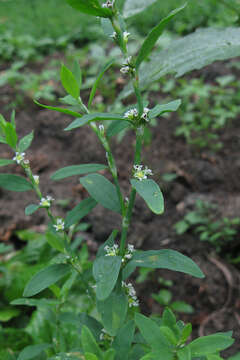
97,289,128,336
65,197,97,228
123,0,157,18
149,99,181,119
17,343,51,360
0,159,15,167
112,320,135,360
129,249,204,278
93,255,122,300
23,264,71,297
18,131,34,152
0,174,33,192
131,179,164,214
135,4,186,70
5,122,18,149
72,58,82,89
88,58,115,108
66,0,112,18
65,113,127,131
25,204,40,216
51,163,107,181
60,64,80,100
46,231,65,253
34,100,80,117
11,298,61,307
80,173,121,213
107,120,130,138
81,326,103,359
187,333,234,357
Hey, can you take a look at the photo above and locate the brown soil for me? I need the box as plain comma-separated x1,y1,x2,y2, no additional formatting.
1,58,240,357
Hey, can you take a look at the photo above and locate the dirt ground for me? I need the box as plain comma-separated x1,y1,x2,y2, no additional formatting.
1,59,240,356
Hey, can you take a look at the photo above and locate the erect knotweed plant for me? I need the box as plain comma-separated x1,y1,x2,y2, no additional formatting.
0,0,236,359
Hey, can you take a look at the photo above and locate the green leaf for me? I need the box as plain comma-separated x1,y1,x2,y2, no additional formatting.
51,163,107,181
135,313,173,355
34,100,80,117
88,58,115,107
72,58,82,89
129,249,204,278
180,323,192,344
17,344,51,360
93,255,122,300
18,131,34,152
103,349,115,360
0,307,20,322
131,179,164,214
60,64,80,99
112,320,135,360
85,354,98,360
5,122,18,149
65,197,97,228
97,230,118,257
46,231,65,253
97,289,128,336
162,308,176,328
0,174,33,192
0,243,13,253
135,4,186,70
65,113,126,131
80,173,121,213
0,159,15,166
23,264,71,297
149,100,181,119
25,204,40,216
171,301,194,314
187,334,234,356
81,326,102,359
11,298,61,307
177,347,191,360
66,0,112,17
106,120,130,137
123,0,157,18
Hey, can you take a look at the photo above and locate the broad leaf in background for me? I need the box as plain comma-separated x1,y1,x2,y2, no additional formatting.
0,159,15,166
149,100,181,119
65,197,97,228
106,120,131,138
65,113,127,131
123,0,157,18
131,179,164,214
17,343,51,360
187,333,234,356
93,255,122,300
120,27,240,99
112,320,135,360
23,264,71,297
18,131,34,152
60,64,80,100
66,0,112,18
135,4,187,70
80,173,121,213
0,174,33,192
129,249,204,278
51,163,107,180
81,325,102,359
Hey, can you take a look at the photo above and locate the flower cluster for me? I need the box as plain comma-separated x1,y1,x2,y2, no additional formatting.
110,31,117,40
99,328,113,343
13,152,25,164
133,165,153,181
123,243,135,261
141,107,150,122
102,0,114,8
120,53,133,75
53,218,65,232
39,195,54,208
122,281,139,307
104,244,119,256
124,108,138,120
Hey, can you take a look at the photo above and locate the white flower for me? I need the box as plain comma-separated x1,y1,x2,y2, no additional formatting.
39,195,54,207
133,164,153,181
53,218,65,232
120,66,130,74
33,175,39,185
110,31,117,40
104,244,119,256
13,152,25,164
123,31,130,41
102,0,114,8
122,281,139,307
99,124,104,135
124,108,138,120
141,107,150,122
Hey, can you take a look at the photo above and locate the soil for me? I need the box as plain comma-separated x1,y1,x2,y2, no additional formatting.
1,57,240,357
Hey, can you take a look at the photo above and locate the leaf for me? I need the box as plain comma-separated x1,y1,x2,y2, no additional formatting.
0,174,33,192
72,58,82,89
34,100,80,117
106,120,130,137
51,163,107,180
17,344,51,360
46,231,65,253
11,298,61,307
129,249,204,278
25,204,40,216
97,230,118,257
88,58,115,107
23,264,71,297
97,289,128,336
177,347,191,360
171,301,194,314
135,4,186,70
112,320,135,360
18,131,34,152
60,64,80,99
123,0,157,18
80,174,121,213
187,334,234,356
149,100,181,119
93,255,122,300
5,122,18,149
66,0,112,18
65,197,97,228
0,307,20,322
65,113,126,131
85,354,98,360
81,326,102,359
0,159,15,167
103,349,115,360
0,243,13,253
130,179,164,214
120,27,240,99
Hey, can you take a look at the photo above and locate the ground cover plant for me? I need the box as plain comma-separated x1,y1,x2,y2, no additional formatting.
1,0,240,359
